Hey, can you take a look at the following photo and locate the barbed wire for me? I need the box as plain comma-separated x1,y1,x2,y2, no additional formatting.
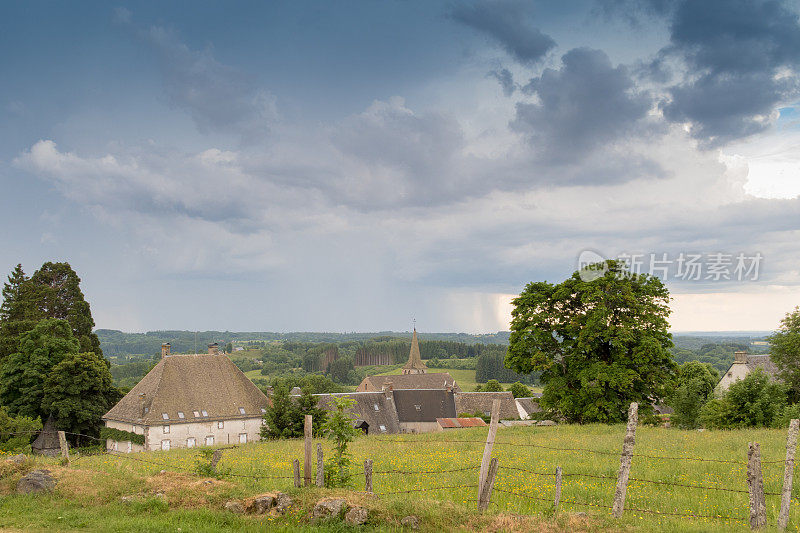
376,483,479,496
374,465,480,475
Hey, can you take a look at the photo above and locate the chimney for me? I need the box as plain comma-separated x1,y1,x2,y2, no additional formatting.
382,381,393,399
139,392,146,418
161,343,171,358
208,343,220,355
446,383,453,393
734,351,748,364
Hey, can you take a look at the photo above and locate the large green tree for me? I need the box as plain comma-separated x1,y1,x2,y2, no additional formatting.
768,307,800,402
0,319,80,419
27,262,102,355
506,260,676,423
669,361,719,428
0,264,37,361
42,350,119,441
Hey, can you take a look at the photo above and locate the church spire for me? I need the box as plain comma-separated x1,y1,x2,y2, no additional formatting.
402,326,427,375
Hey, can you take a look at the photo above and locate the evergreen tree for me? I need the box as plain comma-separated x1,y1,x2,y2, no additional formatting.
0,319,80,419
27,262,102,355
42,350,119,442
0,264,36,361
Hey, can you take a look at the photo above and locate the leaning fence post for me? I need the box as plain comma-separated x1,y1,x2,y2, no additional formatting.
293,458,301,488
748,442,767,530
364,459,373,494
612,402,638,519
57,431,70,465
304,414,312,486
554,466,562,514
477,399,501,503
779,419,799,530
316,443,324,487
478,457,499,511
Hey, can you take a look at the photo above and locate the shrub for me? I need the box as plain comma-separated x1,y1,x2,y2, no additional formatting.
322,397,360,487
700,369,786,429
509,382,532,398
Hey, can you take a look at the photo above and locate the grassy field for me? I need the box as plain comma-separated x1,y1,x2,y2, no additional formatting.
1,424,798,531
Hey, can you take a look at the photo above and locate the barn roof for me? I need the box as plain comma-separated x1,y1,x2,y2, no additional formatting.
393,389,456,422
103,354,269,425
454,392,520,420
315,392,400,434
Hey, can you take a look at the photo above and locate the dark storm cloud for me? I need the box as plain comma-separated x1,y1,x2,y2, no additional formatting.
513,48,654,159
449,0,556,65
488,68,518,96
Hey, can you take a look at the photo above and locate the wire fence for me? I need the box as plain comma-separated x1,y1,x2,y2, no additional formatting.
3,421,796,528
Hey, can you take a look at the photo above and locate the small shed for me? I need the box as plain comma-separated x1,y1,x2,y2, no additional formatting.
354,420,370,434
31,416,61,457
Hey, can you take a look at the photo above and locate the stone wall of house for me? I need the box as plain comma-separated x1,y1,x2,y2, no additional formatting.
399,421,442,434
105,417,264,452
717,361,751,392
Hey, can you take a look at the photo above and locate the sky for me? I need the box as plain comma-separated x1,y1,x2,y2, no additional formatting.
1,0,799,334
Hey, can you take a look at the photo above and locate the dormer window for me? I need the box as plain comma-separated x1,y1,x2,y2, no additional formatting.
201,410,208,417
193,410,200,417
379,425,387,432
238,407,246,415
162,413,169,420
373,404,379,411
260,408,266,414
414,405,421,411
144,407,149,413
177,411,185,419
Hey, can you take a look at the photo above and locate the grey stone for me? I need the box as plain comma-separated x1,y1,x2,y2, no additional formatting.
401,515,419,529
120,495,140,503
536,420,556,426
247,494,275,514
273,492,293,514
345,506,368,526
16,469,55,494
312,498,347,520
224,500,244,514
573,512,587,517
8,454,26,464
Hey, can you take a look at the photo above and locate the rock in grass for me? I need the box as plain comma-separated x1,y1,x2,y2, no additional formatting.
8,454,26,464
536,420,556,426
345,506,368,526
246,494,275,514
224,500,244,514
273,492,293,514
16,469,55,494
401,515,419,529
312,498,347,520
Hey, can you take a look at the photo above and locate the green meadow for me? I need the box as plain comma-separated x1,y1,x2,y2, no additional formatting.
1,424,798,531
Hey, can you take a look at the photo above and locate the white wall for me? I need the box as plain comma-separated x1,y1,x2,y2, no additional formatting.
105,417,264,452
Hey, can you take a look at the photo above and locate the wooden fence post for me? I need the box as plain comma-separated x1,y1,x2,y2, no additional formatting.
748,442,767,530
779,419,799,530
304,414,312,486
478,457,499,511
612,402,638,519
364,459,373,494
477,399,501,503
211,449,223,472
554,466,562,514
293,458,301,488
57,431,70,465
316,443,324,487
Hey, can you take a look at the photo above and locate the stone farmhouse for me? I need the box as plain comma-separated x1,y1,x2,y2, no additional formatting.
102,343,269,452
717,351,778,392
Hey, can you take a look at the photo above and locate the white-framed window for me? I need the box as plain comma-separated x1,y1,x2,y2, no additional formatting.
205,436,214,446
161,439,170,451
132,425,138,432
239,433,247,444
187,437,196,448
177,411,185,419
112,441,118,451
218,421,224,429
163,425,170,434
127,441,132,453
201,410,208,417
373,404,379,411
162,413,169,420
260,408,266,414
144,407,149,413
193,410,200,418
238,407,246,415
379,425,386,432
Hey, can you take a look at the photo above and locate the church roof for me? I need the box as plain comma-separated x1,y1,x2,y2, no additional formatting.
402,329,428,371
103,354,269,425
359,372,461,392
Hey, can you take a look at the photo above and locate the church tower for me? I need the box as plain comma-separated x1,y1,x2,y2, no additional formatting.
402,328,427,375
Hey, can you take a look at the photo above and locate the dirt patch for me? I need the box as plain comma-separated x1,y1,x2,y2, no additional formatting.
144,471,233,508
